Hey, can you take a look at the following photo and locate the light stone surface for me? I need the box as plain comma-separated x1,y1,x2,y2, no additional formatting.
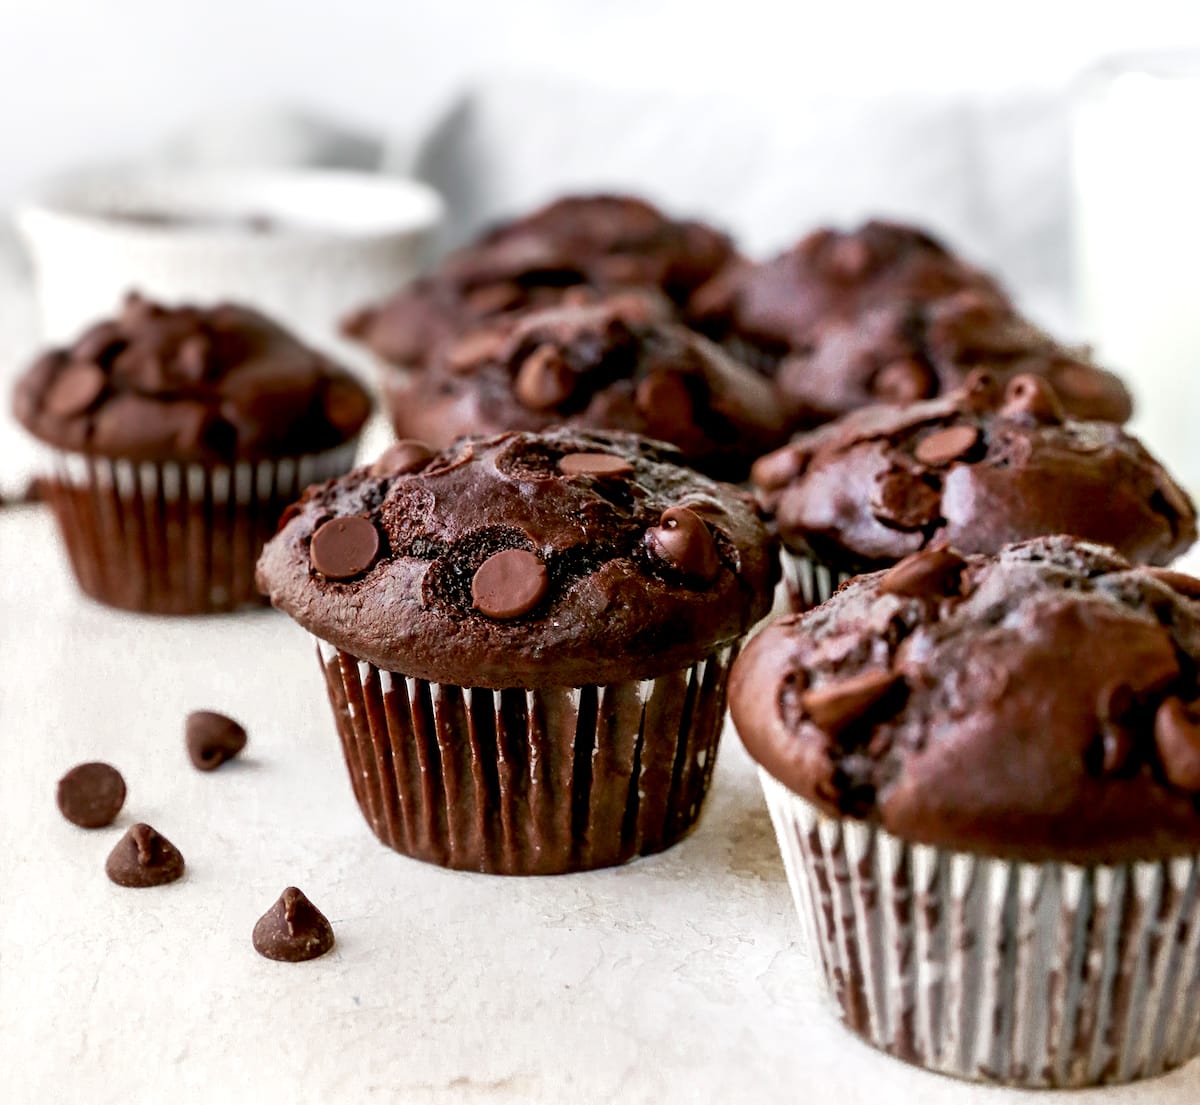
3,506,1200,1104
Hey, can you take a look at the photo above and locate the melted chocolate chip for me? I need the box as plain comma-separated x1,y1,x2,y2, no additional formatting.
914,424,980,467
310,516,380,580
56,762,126,828
800,670,902,736
471,548,549,619
878,547,967,599
635,371,694,436
1096,684,1137,775
826,236,872,278
644,506,720,582
514,344,574,410
44,364,106,416
871,470,941,529
750,445,807,492
253,887,335,962
959,368,1000,411
445,329,509,373
105,824,185,887
185,710,248,771
370,440,435,478
1155,697,1200,790
1146,568,1200,600
1000,374,1065,424
873,359,935,403
557,452,634,477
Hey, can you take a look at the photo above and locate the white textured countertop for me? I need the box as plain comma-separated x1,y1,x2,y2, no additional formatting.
4,507,1200,1105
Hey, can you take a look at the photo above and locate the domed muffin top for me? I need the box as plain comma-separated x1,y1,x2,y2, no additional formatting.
752,371,1192,570
731,535,1200,864
385,292,791,482
256,428,779,688
343,193,736,367
13,294,371,463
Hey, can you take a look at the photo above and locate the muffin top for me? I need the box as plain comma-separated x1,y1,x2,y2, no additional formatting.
256,428,779,688
342,193,736,367
688,220,1005,361
385,292,791,482
752,371,1193,571
731,535,1200,864
13,294,372,463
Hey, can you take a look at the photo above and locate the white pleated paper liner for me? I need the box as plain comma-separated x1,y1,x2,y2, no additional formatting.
759,770,1200,1087
42,443,357,614
315,639,739,875
779,548,855,613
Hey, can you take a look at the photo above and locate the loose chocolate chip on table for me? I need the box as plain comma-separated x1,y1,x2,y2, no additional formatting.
873,359,935,403
644,506,720,582
310,516,380,580
1154,697,1200,791
253,887,335,962
557,452,634,478
800,670,902,736
56,762,126,828
471,548,549,620
514,344,574,411
914,424,980,467
44,364,107,417
106,824,185,887
370,440,435,478
878,547,967,599
1000,374,1065,424
186,710,248,771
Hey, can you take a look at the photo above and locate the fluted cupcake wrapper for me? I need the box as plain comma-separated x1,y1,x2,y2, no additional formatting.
760,770,1200,1088
315,639,738,875
779,548,855,613
42,444,357,614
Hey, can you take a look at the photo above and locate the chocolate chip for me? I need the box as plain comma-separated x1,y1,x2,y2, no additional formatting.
370,440,434,478
322,375,372,437
871,470,941,529
73,322,124,365
465,282,523,316
635,371,694,436
1096,683,1137,775
878,547,966,599
750,445,807,492
801,670,902,736
558,452,634,478
1146,568,1200,600
644,506,720,582
471,548,549,619
175,335,211,383
959,368,1000,411
252,887,335,962
914,424,981,467
445,329,510,372
56,762,126,828
44,364,107,416
1155,697,1200,791
1000,374,1065,424
514,344,574,411
309,516,380,580
873,359,935,403
186,710,248,771
105,824,185,887
826,236,871,278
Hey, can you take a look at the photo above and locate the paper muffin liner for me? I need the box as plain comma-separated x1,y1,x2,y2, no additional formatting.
315,639,739,875
759,770,1200,1087
41,444,357,614
779,547,856,613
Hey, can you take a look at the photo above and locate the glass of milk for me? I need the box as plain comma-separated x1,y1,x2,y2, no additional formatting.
1073,52,1200,495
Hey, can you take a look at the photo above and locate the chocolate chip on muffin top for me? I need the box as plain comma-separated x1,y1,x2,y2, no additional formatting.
731,535,1200,864
256,429,779,688
383,293,791,481
13,293,372,462
752,371,1194,571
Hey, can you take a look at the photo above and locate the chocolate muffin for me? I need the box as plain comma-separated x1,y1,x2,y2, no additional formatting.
380,292,790,482
688,220,1133,425
256,428,778,874
730,535,1200,1086
752,371,1194,609
343,193,736,369
13,293,371,613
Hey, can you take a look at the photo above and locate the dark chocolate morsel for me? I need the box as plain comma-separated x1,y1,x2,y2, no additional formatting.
310,516,381,580
1146,568,1200,600
1001,373,1065,424
878,547,967,599
370,440,435,478
105,823,185,887
557,452,634,478
871,470,941,529
800,670,902,736
514,344,574,411
959,368,1000,411
185,710,248,771
252,887,335,962
827,235,872,278
1097,683,1136,775
914,424,980,467
471,548,549,620
1155,697,1200,791
44,364,106,416
873,359,935,403
635,371,694,437
323,376,374,437
750,445,807,492
644,506,720,582
445,329,510,373
56,762,126,828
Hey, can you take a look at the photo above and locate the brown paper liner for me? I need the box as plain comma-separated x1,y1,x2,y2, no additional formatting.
42,446,356,614
316,639,738,875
